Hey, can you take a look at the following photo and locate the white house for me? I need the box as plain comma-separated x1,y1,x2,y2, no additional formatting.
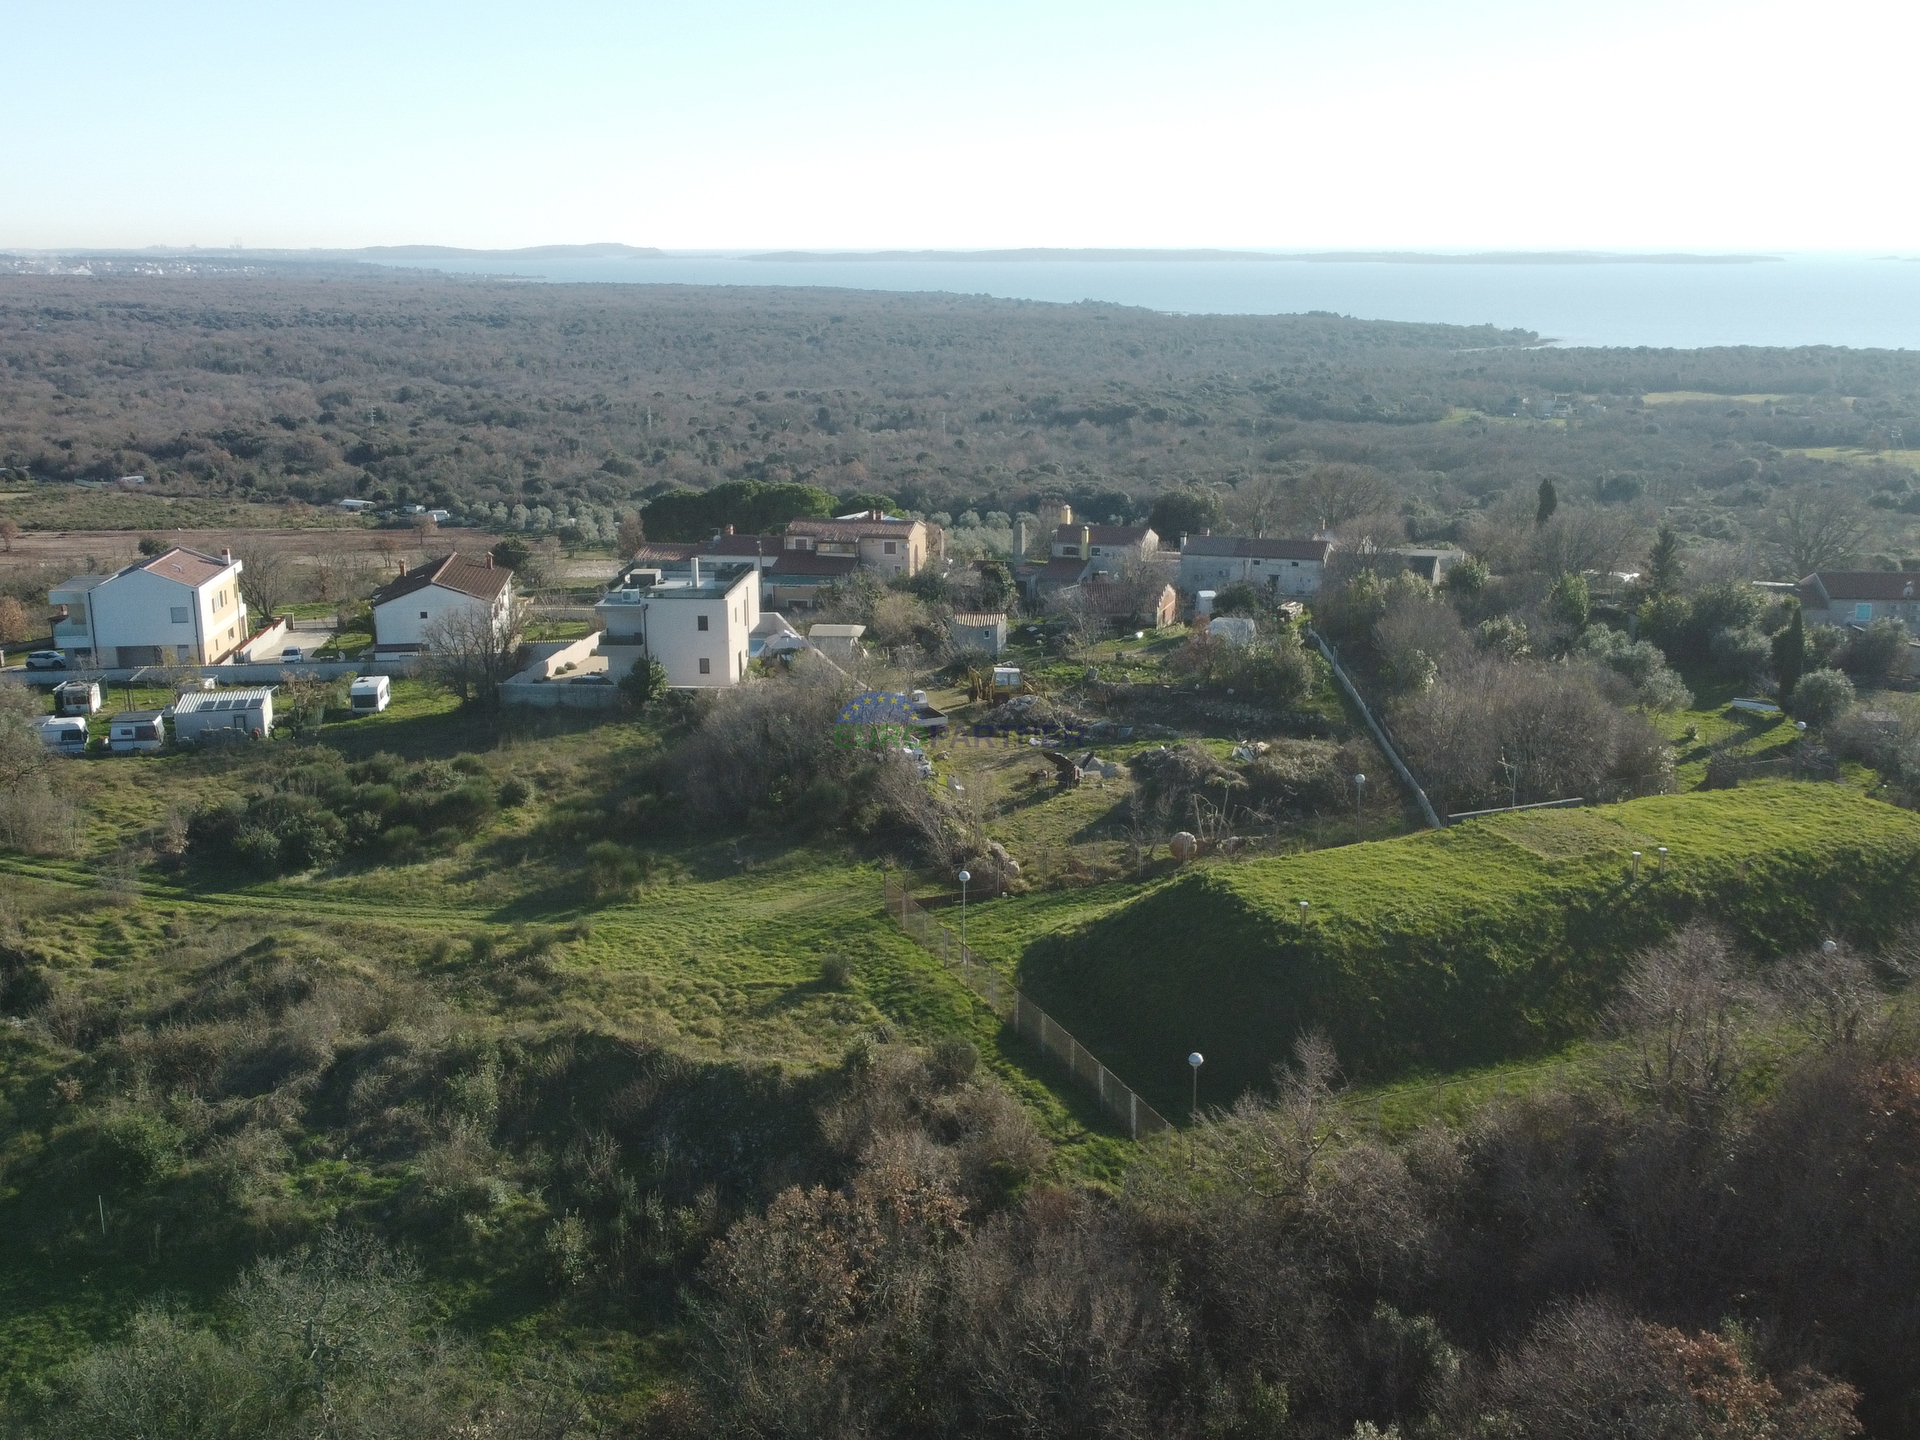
1050,522,1159,577
1178,535,1334,598
48,546,249,667
370,552,515,653
172,687,275,743
594,556,759,687
1798,571,1920,628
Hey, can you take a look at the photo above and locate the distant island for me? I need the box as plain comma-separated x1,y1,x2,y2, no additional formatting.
746,247,1784,265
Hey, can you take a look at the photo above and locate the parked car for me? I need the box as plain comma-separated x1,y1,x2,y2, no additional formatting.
281,645,304,663
25,650,66,670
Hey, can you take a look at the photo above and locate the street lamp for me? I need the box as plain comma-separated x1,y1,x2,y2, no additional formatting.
1188,1051,1204,1120
957,869,970,956
1352,773,1366,842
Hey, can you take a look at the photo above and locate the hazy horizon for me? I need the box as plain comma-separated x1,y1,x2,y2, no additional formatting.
6,0,1915,254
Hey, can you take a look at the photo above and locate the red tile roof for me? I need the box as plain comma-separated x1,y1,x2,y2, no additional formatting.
139,546,236,588
1054,523,1154,546
372,553,512,607
1803,571,1920,603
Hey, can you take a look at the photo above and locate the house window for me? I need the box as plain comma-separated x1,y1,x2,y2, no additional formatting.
170,606,189,624
884,541,896,555
420,610,429,620
1855,603,1873,622
697,614,710,631
698,657,711,674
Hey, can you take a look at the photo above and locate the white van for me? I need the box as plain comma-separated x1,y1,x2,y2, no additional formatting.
348,674,391,715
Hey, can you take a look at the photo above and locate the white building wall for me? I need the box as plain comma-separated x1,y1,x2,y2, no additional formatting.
374,581,510,650
1178,554,1324,597
597,571,758,687
85,563,246,665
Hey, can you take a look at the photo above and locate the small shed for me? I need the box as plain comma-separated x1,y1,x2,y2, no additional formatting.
54,679,101,715
808,623,868,660
950,611,1008,657
108,710,166,754
1208,615,1258,647
172,686,275,744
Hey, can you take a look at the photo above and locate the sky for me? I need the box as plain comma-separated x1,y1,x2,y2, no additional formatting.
5,0,1916,253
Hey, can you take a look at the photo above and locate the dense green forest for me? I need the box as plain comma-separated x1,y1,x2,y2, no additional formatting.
3,272,1918,573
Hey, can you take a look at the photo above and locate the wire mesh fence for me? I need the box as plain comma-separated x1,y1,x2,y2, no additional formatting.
882,873,1172,1139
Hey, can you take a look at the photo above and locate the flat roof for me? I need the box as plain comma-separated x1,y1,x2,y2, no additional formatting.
174,687,274,713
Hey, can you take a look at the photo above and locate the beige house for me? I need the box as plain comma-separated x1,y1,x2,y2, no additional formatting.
49,546,249,666
1050,522,1158,577
782,512,940,577
595,557,759,687
371,553,515,653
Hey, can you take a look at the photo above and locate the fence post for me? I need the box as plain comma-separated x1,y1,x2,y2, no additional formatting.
1130,1091,1138,1141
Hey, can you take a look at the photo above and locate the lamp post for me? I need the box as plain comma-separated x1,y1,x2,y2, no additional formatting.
957,869,970,956
1188,1051,1204,1121
1352,773,1366,842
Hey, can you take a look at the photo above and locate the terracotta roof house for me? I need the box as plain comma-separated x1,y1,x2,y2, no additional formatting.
1799,571,1920,626
371,553,515,653
783,512,941,577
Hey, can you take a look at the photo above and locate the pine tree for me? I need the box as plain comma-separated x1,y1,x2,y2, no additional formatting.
1646,525,1684,595
1535,477,1558,528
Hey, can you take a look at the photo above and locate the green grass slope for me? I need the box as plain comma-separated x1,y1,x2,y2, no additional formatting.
1019,785,1920,1111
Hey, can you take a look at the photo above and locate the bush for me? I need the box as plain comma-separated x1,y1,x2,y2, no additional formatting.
819,953,854,990
1838,616,1912,681
497,776,531,807
1710,624,1773,683
1793,668,1857,726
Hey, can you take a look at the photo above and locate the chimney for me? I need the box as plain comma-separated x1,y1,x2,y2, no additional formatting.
221,548,233,564
486,552,494,568
1179,532,1188,550
691,555,702,588
725,524,734,536
1080,524,1092,556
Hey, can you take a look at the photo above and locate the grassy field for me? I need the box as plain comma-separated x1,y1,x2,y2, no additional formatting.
1011,785,1920,1111
0,489,370,534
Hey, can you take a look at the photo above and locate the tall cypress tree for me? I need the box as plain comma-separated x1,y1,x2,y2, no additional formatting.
1646,525,1684,596
1774,602,1806,702
1535,477,1558,528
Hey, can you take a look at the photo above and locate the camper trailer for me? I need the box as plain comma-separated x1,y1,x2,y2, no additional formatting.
108,710,166,754
171,687,274,744
349,674,391,714
54,679,102,715
33,716,90,756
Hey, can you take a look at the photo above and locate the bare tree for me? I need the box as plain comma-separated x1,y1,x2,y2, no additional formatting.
1610,924,1768,1123
1223,471,1293,537
237,548,296,622
424,595,533,705
1772,486,1873,576
0,518,19,552
1289,462,1398,530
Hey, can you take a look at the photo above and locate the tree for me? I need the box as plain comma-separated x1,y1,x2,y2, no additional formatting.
0,518,19,552
237,549,295,622
1535,476,1559,528
0,595,29,644
1773,486,1872,577
1547,571,1590,630
491,536,534,572
616,512,647,556
619,658,667,711
1791,668,1855,725
1645,524,1685,596
1147,487,1220,542
424,595,533,705
137,535,165,557
1773,603,1807,701
1290,462,1397,530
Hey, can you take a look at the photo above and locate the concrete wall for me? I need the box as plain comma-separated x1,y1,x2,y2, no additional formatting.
235,617,293,663
2,655,421,687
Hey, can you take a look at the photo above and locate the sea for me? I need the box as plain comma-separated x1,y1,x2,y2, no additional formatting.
397,252,1920,352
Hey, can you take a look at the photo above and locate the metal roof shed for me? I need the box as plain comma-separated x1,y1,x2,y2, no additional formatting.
172,686,275,744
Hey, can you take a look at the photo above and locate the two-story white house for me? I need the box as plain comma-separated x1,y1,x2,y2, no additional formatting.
48,546,249,666
1178,535,1334,598
370,553,515,653
594,556,759,687
1051,522,1159,577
